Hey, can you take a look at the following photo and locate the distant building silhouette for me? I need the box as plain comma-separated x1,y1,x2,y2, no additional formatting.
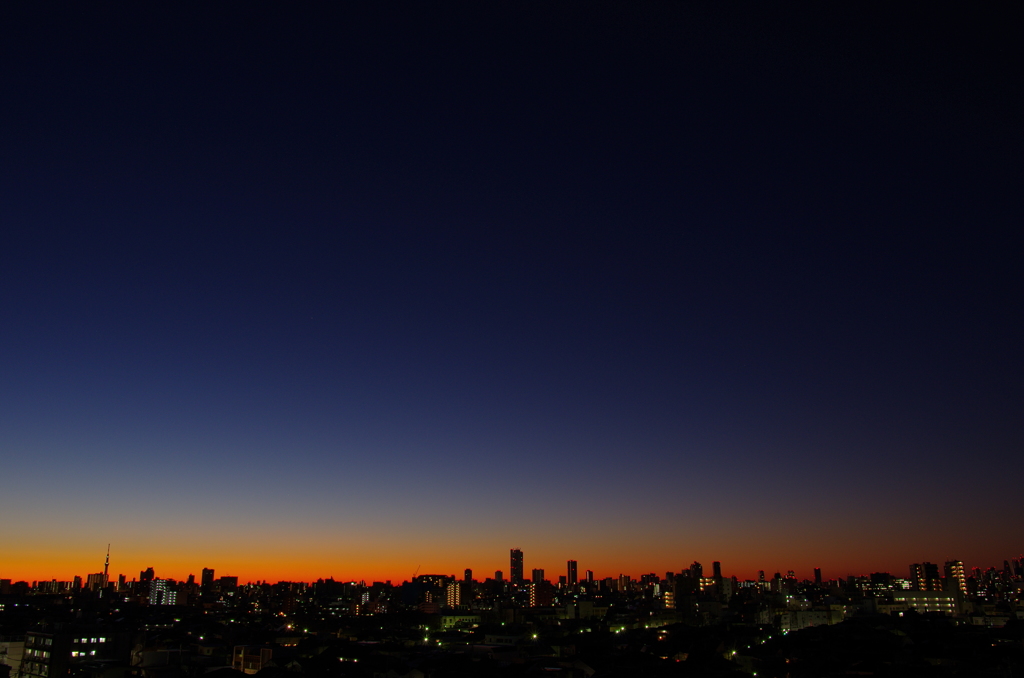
201,568,215,590
510,548,524,585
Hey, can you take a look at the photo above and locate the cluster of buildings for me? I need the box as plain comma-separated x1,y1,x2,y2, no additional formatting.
1,550,1022,678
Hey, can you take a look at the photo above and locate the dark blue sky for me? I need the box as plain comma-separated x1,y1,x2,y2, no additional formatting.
1,2,1021,580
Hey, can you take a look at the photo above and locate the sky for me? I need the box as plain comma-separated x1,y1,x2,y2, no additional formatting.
1,3,1021,585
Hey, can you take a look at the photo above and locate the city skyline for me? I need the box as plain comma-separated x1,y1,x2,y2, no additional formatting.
2,5,1020,587
4,545,1021,587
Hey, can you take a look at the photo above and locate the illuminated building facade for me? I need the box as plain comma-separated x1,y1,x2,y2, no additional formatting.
944,560,967,594
445,581,461,608
149,579,178,606
911,562,943,591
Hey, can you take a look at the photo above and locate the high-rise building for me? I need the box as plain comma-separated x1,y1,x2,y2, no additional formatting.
446,581,461,608
814,567,822,585
944,560,967,594
586,569,594,584
530,581,555,607
201,568,215,589
494,570,504,582
464,568,473,583
712,561,722,579
149,579,177,606
911,562,942,591
85,573,107,591
531,569,544,584
510,549,524,585
567,560,578,586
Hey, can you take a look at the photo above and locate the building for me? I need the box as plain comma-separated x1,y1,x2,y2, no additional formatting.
233,646,272,675
911,563,942,591
567,560,578,586
531,569,545,584
20,627,124,678
85,573,107,591
445,581,461,608
149,579,178,606
889,591,960,615
944,560,967,594
510,549,524,585
201,568,215,589
529,581,555,607
0,637,25,676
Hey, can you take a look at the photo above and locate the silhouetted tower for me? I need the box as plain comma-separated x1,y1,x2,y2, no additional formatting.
201,568,215,589
567,560,578,586
510,548,524,585
104,544,110,578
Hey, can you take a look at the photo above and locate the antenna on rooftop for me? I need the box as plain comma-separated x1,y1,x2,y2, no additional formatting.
104,544,110,577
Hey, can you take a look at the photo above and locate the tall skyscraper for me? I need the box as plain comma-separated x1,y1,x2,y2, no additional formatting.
814,567,822,585
712,561,722,579
464,568,473,583
510,548,524,585
531,568,544,584
567,560,578,586
201,568,215,589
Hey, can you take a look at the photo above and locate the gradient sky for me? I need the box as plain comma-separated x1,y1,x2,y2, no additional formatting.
1,3,1021,585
